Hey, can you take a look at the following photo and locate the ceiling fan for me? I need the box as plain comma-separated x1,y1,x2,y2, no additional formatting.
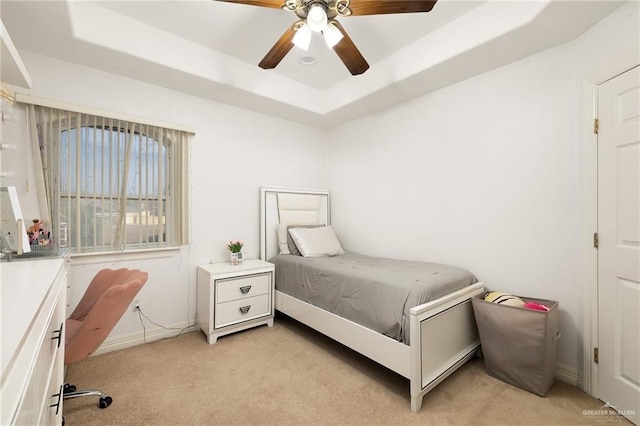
217,0,438,75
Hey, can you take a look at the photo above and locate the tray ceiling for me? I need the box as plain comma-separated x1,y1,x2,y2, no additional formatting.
0,0,624,127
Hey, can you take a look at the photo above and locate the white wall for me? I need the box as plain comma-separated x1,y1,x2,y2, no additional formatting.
4,51,327,349
326,2,638,377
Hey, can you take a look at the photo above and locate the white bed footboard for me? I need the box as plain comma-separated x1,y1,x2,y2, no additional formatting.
409,282,485,411
275,282,484,412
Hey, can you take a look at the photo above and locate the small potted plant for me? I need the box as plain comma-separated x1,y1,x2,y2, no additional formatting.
227,240,244,265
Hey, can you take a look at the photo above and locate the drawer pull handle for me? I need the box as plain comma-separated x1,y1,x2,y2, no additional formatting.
52,322,64,348
239,305,251,314
50,384,63,415
239,285,252,294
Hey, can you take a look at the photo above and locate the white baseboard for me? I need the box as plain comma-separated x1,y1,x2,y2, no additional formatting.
555,362,584,390
92,322,198,357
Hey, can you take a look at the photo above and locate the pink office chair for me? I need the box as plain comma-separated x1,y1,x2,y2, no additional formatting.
63,268,148,409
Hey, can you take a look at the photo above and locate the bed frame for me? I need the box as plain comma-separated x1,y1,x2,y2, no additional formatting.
259,187,484,412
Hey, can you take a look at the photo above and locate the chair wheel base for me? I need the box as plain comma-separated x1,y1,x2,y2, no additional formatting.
99,396,113,409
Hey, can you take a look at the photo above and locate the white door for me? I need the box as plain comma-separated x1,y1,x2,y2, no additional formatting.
598,65,640,425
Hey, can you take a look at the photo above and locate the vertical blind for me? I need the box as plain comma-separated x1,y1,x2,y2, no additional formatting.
27,104,190,253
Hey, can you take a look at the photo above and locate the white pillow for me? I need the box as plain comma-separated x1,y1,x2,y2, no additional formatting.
276,224,290,255
288,225,345,257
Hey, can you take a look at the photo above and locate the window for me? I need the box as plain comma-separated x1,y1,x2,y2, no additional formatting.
29,104,190,254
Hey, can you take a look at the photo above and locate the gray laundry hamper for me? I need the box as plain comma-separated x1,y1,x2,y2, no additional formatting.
471,293,560,396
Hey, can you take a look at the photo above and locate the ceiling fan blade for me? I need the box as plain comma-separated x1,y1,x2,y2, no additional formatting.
347,0,437,16
258,26,296,69
331,21,369,76
215,0,285,9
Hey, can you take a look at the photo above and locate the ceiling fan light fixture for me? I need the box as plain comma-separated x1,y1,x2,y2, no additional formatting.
240,0,439,76
307,3,328,32
322,22,344,49
292,24,312,50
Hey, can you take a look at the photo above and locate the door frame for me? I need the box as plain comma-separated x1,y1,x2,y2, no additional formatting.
582,52,639,398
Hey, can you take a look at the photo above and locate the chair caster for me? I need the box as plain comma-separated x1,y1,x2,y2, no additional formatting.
63,383,77,394
99,396,113,409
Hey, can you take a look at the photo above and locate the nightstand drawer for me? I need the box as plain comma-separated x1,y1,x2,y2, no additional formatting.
216,273,270,304
215,294,270,329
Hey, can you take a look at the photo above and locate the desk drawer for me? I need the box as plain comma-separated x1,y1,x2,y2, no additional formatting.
215,294,270,329
216,273,270,304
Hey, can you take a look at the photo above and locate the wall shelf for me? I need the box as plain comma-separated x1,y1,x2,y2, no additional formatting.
1,20,32,89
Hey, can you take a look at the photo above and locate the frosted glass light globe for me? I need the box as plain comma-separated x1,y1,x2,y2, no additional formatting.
292,24,312,50
322,22,343,48
307,4,328,32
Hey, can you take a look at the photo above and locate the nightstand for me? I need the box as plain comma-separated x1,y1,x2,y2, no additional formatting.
197,259,274,344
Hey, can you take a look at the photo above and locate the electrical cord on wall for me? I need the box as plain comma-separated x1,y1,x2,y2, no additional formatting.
136,306,196,344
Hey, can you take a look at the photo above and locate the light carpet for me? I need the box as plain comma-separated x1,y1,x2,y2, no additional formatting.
63,315,627,425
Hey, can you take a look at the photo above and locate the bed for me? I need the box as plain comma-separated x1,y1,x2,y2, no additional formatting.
259,187,485,412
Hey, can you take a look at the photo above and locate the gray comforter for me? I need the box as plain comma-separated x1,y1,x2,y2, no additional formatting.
269,252,478,344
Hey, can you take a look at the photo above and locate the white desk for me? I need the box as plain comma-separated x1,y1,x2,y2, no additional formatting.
1,258,68,425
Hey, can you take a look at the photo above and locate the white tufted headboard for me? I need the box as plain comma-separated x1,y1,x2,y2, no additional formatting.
260,187,330,261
